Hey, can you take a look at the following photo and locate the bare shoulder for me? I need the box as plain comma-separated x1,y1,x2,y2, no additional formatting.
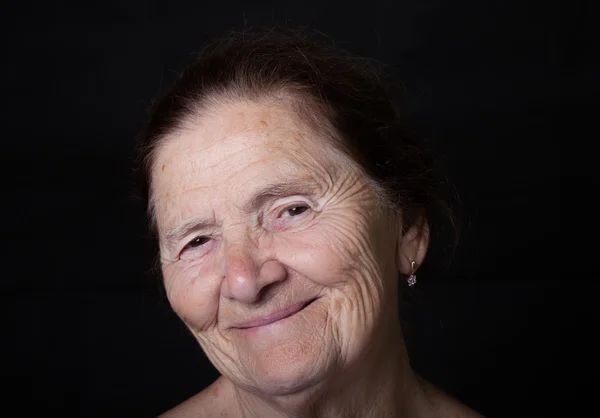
158,377,233,418
418,377,485,418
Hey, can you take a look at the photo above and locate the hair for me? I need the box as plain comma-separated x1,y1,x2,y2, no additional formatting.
134,26,459,272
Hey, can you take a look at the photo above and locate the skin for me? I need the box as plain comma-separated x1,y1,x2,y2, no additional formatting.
151,96,482,417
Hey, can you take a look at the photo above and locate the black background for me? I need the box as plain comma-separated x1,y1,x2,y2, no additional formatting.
1,0,585,416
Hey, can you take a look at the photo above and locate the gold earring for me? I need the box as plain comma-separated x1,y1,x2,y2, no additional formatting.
407,261,417,287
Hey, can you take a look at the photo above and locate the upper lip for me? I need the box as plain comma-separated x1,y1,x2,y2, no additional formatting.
233,299,316,329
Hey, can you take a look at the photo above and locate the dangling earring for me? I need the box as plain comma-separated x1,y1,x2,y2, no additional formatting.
407,261,417,287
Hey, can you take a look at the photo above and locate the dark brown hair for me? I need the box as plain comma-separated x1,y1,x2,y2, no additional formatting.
135,27,458,268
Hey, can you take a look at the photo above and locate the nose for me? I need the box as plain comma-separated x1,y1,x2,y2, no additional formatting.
220,237,287,304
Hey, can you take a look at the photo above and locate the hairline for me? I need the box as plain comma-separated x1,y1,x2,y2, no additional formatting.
144,86,397,234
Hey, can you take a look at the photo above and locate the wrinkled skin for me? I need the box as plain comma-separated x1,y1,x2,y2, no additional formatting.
151,97,435,416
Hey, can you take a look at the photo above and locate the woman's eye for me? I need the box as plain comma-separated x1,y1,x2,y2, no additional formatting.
187,236,210,248
178,236,212,262
282,206,309,217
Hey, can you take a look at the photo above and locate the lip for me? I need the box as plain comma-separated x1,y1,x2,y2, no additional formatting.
234,299,316,329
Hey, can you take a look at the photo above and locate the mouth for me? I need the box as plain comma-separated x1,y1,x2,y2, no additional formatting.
235,298,318,330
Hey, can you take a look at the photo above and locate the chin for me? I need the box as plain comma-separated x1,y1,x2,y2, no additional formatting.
248,367,327,397
240,343,332,396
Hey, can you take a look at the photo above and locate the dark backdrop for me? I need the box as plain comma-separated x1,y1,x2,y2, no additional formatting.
1,0,583,416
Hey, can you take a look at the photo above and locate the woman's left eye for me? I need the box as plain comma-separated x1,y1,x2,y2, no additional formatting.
281,205,310,218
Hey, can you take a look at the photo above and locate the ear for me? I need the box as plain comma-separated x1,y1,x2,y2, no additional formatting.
396,215,430,276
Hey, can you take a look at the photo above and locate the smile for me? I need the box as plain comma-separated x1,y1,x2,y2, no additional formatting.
234,298,317,330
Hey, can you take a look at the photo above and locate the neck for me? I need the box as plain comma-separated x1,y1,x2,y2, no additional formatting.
226,321,429,418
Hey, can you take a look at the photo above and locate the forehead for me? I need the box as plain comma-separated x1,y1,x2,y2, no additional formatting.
168,99,321,155
151,98,351,225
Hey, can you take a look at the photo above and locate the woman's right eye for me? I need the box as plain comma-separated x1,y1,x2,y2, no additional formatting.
178,236,212,261
186,236,210,249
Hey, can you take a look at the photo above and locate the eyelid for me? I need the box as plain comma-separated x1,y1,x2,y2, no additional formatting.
185,235,210,247
274,199,313,216
267,200,319,231
281,203,311,217
177,235,212,261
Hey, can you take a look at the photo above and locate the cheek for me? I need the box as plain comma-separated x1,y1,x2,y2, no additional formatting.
276,217,376,287
162,262,221,331
276,217,389,354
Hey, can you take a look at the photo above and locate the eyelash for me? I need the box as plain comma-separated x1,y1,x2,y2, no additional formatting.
186,236,210,249
278,204,310,218
178,236,212,261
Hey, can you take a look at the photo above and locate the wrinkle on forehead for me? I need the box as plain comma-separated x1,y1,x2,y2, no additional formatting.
150,98,367,235
147,92,344,209
155,99,342,175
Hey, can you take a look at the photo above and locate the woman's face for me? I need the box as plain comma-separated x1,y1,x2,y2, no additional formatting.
151,98,407,395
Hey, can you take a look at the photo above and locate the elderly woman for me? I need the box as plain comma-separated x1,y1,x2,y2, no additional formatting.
137,29,481,417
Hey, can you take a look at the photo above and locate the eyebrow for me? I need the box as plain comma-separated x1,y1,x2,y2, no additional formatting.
164,215,215,248
243,177,319,214
164,178,320,246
